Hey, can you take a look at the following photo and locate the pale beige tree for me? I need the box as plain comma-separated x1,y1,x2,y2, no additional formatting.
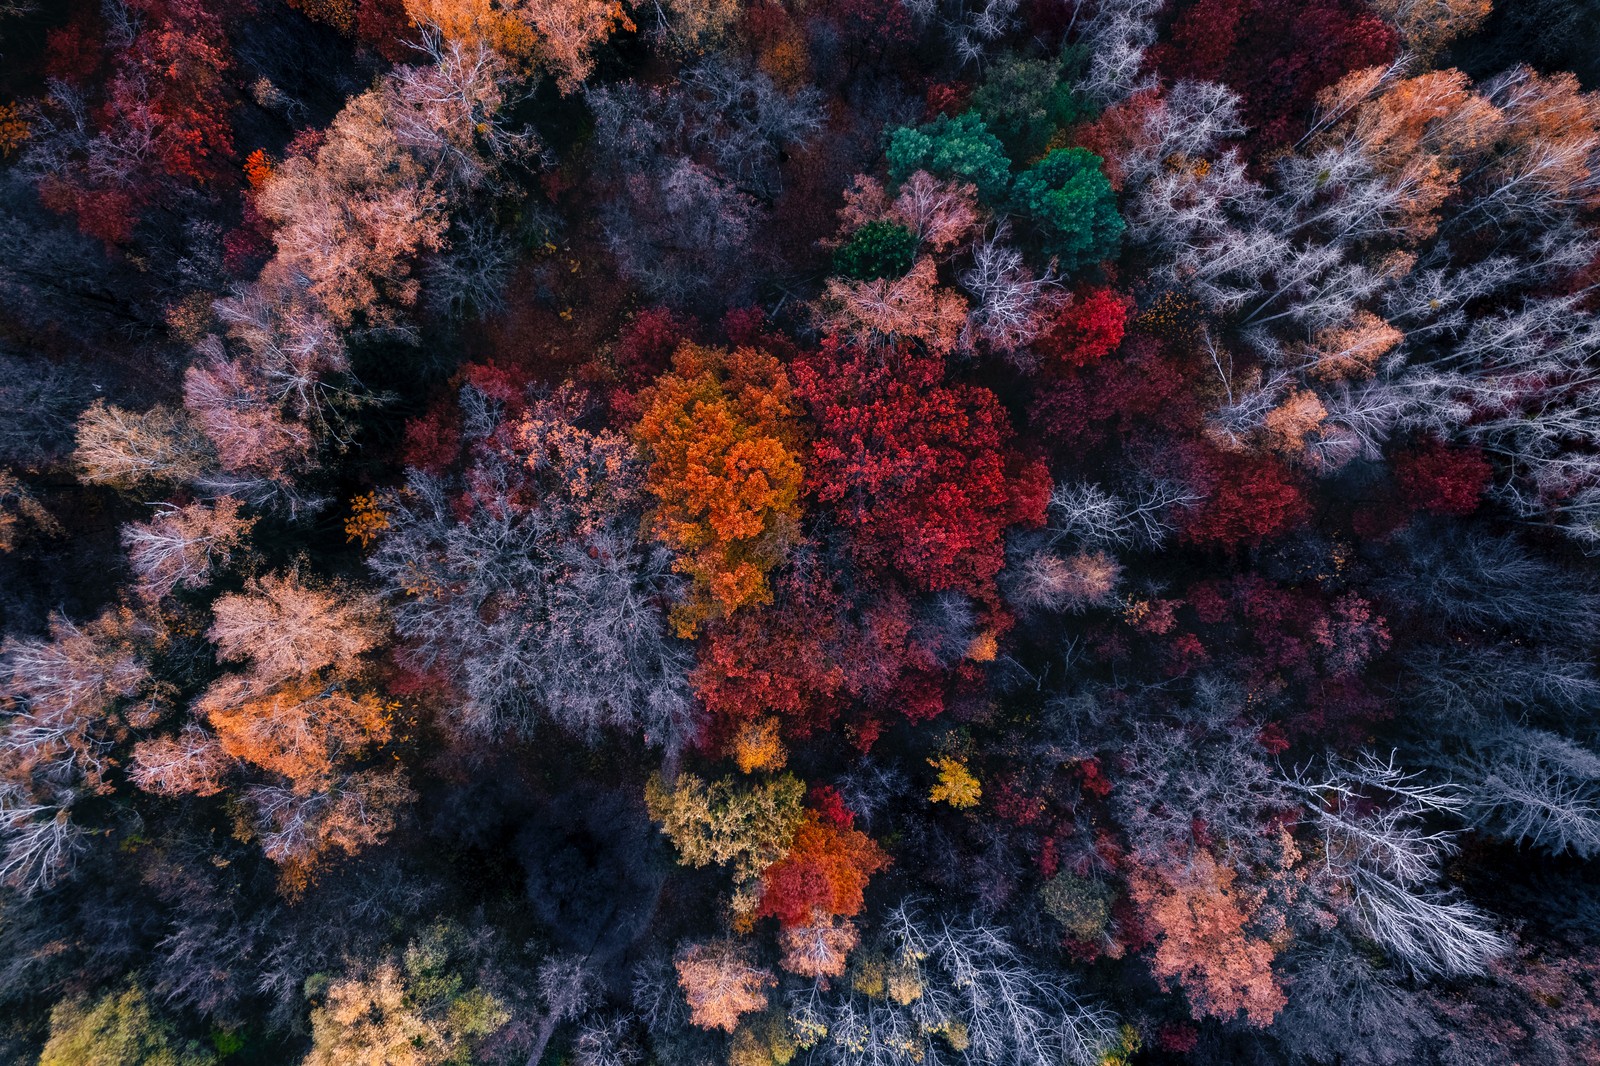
207,572,384,684
778,914,861,979
74,401,212,489
817,257,969,355
122,497,256,600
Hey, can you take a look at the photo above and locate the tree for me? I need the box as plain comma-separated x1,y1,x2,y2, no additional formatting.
122,497,255,600
0,471,58,553
128,726,228,798
779,915,862,979
1034,286,1132,368
40,981,216,1066
405,0,634,92
1,607,154,894
755,811,890,926
833,221,919,280
885,112,1013,204
634,343,805,636
306,924,510,1065
791,903,1122,1066
1458,727,1600,858
794,338,1050,597
1010,148,1124,270
1127,849,1287,1026
373,381,695,747
254,90,447,329
1177,447,1310,549
971,53,1087,160
196,676,393,785
1369,0,1491,59
74,401,212,490
835,171,982,257
674,940,774,1032
1152,0,1399,153
24,0,237,244
645,771,806,889
927,756,983,808
959,227,1065,357
817,257,970,356
1286,753,1508,977
207,573,384,685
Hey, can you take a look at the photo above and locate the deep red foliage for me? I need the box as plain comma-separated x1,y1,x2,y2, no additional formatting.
1177,447,1311,549
794,337,1050,597
35,0,238,244
1030,335,1197,452
1394,438,1492,516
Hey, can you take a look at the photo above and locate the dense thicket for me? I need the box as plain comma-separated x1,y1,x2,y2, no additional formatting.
2,0,1600,1063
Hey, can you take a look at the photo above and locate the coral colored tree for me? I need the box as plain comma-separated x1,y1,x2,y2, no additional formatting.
793,337,1050,597
1128,850,1288,1027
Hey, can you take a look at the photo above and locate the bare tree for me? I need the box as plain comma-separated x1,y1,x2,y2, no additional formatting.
1286,753,1508,977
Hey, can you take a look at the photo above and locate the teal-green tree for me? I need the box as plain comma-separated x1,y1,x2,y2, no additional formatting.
1011,147,1124,270
971,54,1091,160
885,111,1013,203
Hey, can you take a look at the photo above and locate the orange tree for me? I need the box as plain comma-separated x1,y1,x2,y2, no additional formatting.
633,342,805,637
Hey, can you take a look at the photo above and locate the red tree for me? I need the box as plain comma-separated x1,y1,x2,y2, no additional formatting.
1178,446,1311,550
793,337,1050,598
1035,286,1134,369
1393,438,1491,516
756,810,890,927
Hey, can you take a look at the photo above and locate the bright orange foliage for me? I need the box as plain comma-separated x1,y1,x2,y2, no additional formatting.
404,0,633,91
756,812,890,927
634,343,805,637
197,676,394,785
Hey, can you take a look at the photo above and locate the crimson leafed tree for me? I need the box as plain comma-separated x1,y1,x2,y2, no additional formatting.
793,336,1050,599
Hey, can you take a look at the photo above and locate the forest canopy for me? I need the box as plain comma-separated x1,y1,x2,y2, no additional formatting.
2,0,1600,1063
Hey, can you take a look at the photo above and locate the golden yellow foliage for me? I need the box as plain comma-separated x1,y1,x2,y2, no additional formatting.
928,757,982,809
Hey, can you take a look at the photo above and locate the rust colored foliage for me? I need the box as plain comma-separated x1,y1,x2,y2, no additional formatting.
1312,67,1504,241
405,0,633,91
1128,850,1287,1027
634,342,805,636
756,810,890,928
691,559,848,749
795,338,1049,596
